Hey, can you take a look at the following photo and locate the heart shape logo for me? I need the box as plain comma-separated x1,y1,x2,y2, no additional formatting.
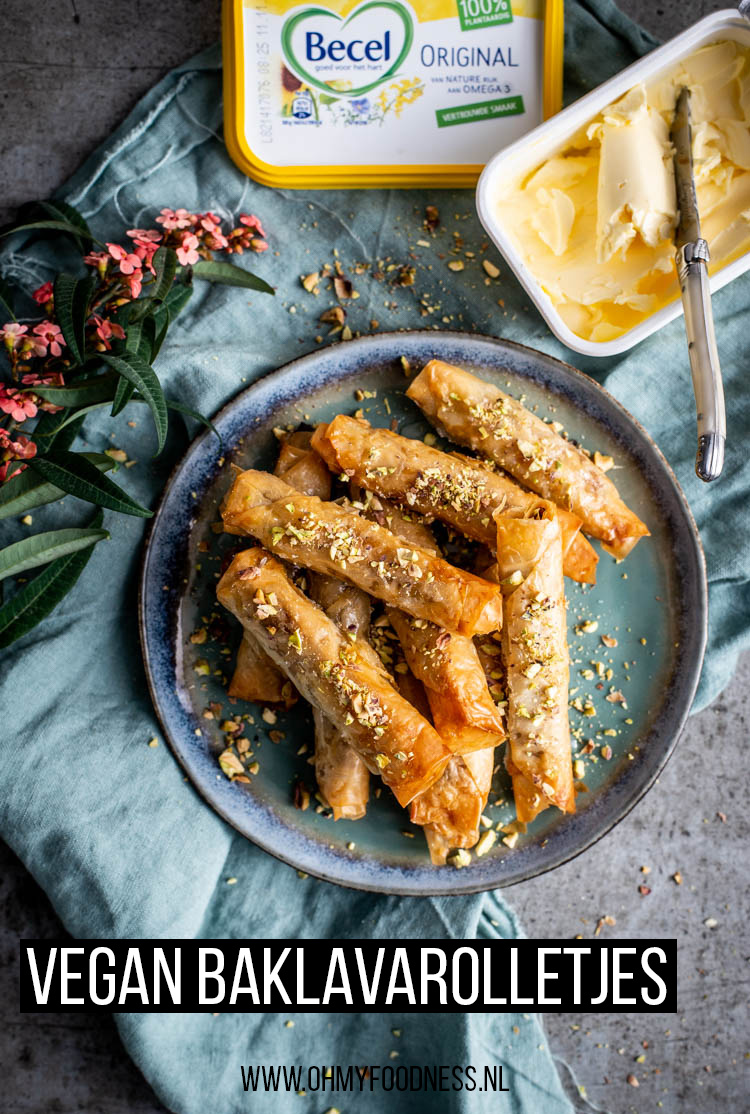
281,0,414,98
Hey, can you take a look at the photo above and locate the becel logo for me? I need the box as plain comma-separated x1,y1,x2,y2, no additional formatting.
304,30,392,64
281,0,414,97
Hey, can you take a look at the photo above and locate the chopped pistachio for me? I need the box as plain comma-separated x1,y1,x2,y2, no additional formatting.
219,750,245,778
447,848,472,869
503,570,523,587
576,620,599,635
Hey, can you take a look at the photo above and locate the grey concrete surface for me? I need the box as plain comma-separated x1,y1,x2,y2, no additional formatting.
1,0,747,1112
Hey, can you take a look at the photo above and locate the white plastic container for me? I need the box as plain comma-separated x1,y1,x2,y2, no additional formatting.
476,8,750,357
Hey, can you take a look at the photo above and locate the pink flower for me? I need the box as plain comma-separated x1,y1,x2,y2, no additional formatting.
132,239,159,274
21,369,65,412
0,322,28,353
0,428,37,458
83,250,110,277
198,213,228,251
176,232,200,266
107,242,142,276
123,270,143,299
22,370,64,389
0,429,37,481
126,228,162,244
155,207,195,231
90,315,126,350
32,321,66,358
32,281,54,306
0,385,37,422
239,214,267,238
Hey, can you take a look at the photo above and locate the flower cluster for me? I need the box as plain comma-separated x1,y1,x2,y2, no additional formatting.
0,427,36,483
0,206,269,484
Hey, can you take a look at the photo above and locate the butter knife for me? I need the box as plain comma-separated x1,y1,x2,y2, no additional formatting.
671,86,726,482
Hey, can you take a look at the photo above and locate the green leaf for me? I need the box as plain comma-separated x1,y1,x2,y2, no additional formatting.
162,281,194,321
0,452,114,520
0,274,16,321
129,315,157,363
28,450,151,518
165,398,222,442
37,200,92,242
0,511,105,648
30,371,118,407
1,219,103,247
47,411,87,452
151,246,178,302
101,351,167,454
0,525,109,581
150,310,171,362
43,403,111,437
111,377,135,417
54,274,95,365
189,259,274,294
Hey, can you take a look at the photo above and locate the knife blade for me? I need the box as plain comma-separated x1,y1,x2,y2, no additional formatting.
670,86,726,482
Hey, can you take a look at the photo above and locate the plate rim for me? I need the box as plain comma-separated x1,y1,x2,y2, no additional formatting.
138,330,708,896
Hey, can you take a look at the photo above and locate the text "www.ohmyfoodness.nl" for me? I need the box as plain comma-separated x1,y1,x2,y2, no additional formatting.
241,1064,510,1093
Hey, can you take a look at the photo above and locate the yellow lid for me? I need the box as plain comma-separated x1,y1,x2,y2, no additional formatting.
223,0,563,188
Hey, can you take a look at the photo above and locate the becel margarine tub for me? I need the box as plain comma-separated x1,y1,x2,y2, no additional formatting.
223,0,564,187
477,9,750,356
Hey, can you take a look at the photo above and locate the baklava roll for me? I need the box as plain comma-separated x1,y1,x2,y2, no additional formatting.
217,548,452,806
411,748,495,865
494,500,575,824
387,607,505,755
311,708,370,822
278,447,368,820
228,630,296,706
274,431,332,501
408,360,649,559
312,416,596,582
221,470,503,637
307,572,372,821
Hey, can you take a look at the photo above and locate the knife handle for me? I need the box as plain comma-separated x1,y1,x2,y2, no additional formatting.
676,239,726,482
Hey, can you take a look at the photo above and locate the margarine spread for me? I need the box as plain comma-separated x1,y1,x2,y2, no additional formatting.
495,39,750,343
223,0,564,187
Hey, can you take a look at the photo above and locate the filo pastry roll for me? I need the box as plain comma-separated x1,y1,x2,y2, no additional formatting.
307,573,371,821
274,431,333,501
355,487,505,756
228,629,296,706
408,360,649,560
227,434,331,704
221,470,503,637
387,609,505,755
274,437,371,820
312,416,597,583
411,749,495,865
494,501,575,824
217,548,451,806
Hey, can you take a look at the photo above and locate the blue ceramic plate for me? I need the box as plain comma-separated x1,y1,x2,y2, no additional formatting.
139,332,706,895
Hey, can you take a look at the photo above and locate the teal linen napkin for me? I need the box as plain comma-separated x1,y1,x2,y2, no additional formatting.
2,1,744,1110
